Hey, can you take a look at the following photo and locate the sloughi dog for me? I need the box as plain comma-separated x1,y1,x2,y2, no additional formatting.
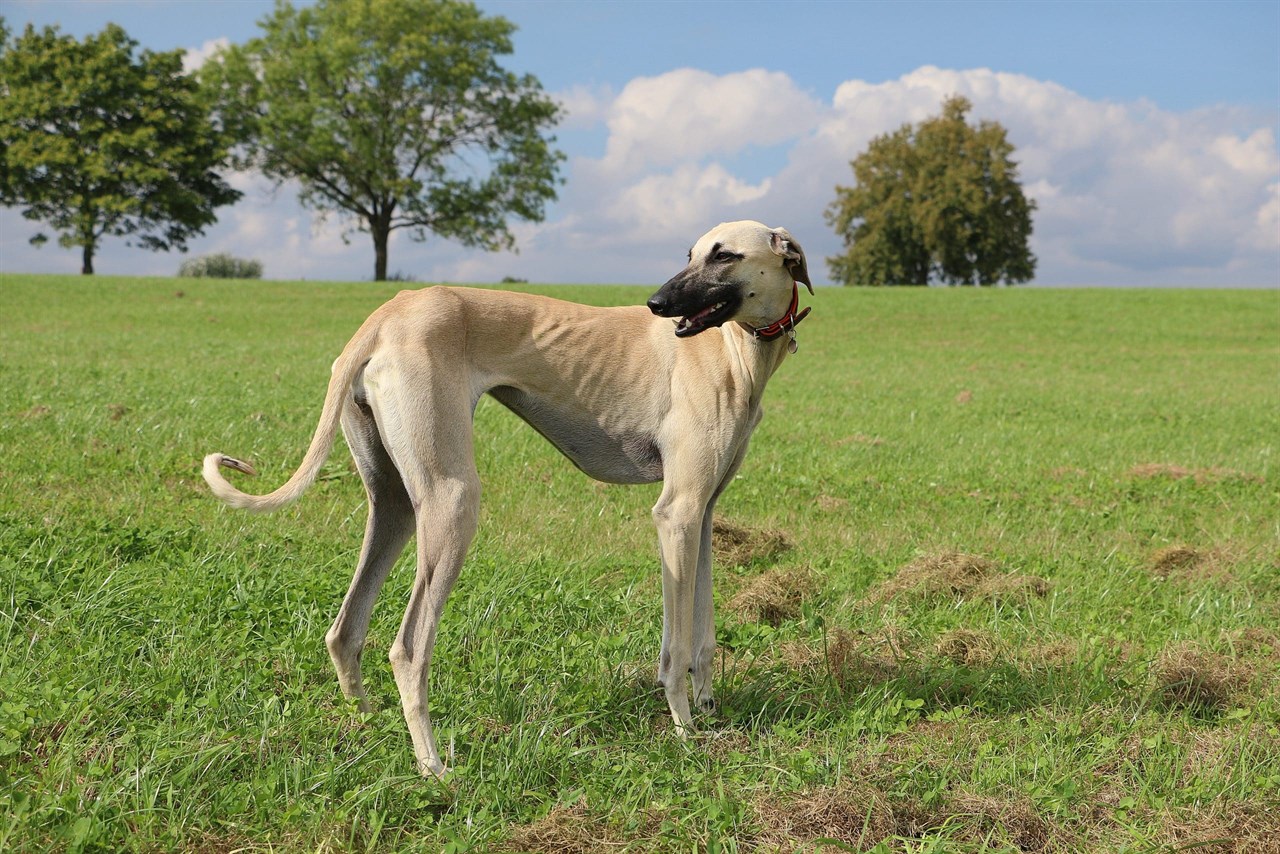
202,220,813,777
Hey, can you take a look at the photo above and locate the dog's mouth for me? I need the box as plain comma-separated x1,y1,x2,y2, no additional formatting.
674,298,737,337
648,276,743,338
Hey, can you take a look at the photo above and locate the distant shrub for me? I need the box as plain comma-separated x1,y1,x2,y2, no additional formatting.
501,275,528,284
178,253,263,279
386,271,418,283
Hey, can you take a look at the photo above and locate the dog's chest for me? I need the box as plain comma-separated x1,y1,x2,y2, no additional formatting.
487,385,664,484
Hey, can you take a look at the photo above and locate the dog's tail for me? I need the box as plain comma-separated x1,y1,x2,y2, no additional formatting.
202,317,380,514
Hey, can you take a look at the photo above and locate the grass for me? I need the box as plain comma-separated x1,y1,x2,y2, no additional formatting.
1,274,1277,852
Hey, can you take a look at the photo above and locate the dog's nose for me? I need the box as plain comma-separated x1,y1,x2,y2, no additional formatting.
646,294,668,315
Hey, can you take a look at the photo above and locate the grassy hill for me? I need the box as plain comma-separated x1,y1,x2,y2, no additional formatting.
2,275,1277,851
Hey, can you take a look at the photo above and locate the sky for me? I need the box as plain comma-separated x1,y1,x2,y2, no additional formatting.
1,0,1278,287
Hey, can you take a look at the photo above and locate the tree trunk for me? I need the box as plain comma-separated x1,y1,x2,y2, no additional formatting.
371,217,390,282
81,242,95,276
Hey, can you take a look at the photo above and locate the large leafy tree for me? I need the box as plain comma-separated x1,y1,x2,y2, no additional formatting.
203,0,563,281
826,96,1037,286
0,22,241,275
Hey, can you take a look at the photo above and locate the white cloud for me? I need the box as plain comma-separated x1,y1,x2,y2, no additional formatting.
3,65,1276,287
555,83,615,130
508,64,1278,286
598,68,823,174
1253,182,1280,253
604,163,772,242
181,37,229,74
770,66,1280,284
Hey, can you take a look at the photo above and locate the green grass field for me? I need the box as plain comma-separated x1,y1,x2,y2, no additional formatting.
1,274,1277,852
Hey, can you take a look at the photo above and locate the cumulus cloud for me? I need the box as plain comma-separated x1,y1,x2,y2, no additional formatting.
767,66,1280,284
556,83,615,129
518,64,1279,286
181,37,229,74
598,68,824,174
604,163,772,242
3,65,1276,286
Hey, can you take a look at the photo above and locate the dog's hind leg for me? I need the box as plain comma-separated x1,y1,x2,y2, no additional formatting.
392,485,477,778
325,397,415,712
372,360,481,778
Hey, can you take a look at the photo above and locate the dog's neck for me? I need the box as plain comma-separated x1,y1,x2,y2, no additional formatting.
741,282,811,353
725,287,809,398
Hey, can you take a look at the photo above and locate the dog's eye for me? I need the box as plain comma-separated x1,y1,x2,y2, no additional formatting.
714,251,738,263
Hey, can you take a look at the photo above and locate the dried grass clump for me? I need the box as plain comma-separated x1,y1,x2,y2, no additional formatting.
1128,463,1263,484
1151,801,1280,854
499,799,617,854
972,573,1052,604
753,783,927,850
1130,462,1198,480
755,787,1064,853
951,793,1055,852
835,433,885,447
1148,544,1235,583
865,551,995,603
865,552,1051,607
728,566,819,625
778,626,907,690
1151,644,1249,712
1019,638,1081,669
1150,544,1204,576
934,628,1000,667
1222,627,1280,659
816,494,848,511
711,517,792,567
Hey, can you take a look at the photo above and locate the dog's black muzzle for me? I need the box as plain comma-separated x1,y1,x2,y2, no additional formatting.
647,271,742,338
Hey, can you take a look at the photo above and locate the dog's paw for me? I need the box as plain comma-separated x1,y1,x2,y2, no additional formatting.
420,758,450,780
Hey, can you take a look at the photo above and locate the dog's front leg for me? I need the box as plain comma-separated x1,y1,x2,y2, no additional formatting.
652,487,706,735
689,436,754,713
690,504,717,713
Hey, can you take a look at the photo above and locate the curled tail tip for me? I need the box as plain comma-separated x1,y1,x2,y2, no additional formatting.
216,454,257,476
202,452,303,512
202,452,261,509
203,452,256,478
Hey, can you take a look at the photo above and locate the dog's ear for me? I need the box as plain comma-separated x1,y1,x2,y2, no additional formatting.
769,228,813,294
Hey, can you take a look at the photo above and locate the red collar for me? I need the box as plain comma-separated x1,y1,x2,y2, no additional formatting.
749,282,811,343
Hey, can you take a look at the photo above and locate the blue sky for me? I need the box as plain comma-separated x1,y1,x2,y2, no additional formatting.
2,0,1278,285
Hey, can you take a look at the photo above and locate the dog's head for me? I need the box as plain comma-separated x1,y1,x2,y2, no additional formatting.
647,221,811,338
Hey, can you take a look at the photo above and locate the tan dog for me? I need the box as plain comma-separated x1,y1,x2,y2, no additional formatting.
202,220,812,777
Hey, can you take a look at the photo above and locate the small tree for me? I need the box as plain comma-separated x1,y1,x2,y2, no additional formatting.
0,22,241,274
826,96,1037,286
202,0,564,282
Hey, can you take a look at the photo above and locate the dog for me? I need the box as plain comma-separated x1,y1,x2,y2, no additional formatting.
202,220,812,777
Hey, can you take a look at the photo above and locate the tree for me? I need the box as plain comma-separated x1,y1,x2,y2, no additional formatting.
0,22,241,275
202,0,563,282
826,96,1036,286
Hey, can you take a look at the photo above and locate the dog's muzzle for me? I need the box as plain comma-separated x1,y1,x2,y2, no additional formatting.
647,274,741,338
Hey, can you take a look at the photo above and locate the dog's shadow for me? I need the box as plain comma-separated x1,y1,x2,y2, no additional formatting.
597,634,1145,742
